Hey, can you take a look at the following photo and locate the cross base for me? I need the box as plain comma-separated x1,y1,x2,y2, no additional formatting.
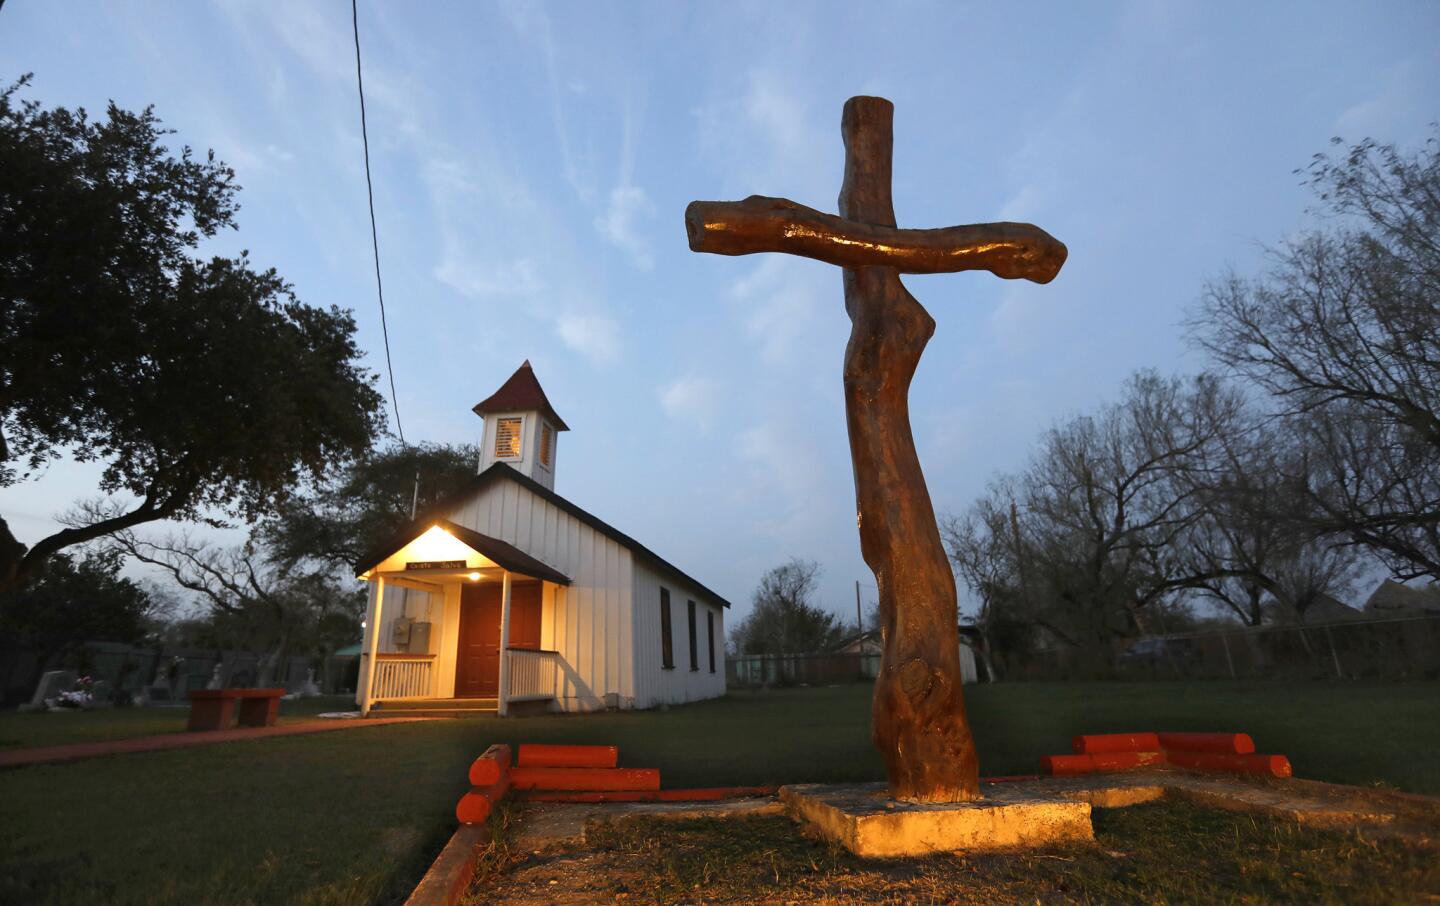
779,781,1093,857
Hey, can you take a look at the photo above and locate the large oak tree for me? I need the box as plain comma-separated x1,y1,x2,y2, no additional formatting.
0,77,384,597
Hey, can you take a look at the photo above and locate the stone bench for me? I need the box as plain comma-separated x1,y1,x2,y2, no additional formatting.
187,688,286,732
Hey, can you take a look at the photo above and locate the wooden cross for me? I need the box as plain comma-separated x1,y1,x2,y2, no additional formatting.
686,96,1066,802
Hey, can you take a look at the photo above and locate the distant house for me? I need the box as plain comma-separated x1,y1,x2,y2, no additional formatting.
1364,580,1440,617
1262,593,1367,625
833,628,980,683
1303,594,1367,623
354,361,729,717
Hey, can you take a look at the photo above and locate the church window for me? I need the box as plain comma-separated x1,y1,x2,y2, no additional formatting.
660,588,674,669
707,610,716,673
687,600,698,671
495,417,522,459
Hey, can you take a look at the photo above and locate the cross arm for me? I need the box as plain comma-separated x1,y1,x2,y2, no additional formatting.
685,195,1067,283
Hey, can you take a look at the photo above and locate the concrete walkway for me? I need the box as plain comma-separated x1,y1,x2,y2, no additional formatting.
0,716,435,769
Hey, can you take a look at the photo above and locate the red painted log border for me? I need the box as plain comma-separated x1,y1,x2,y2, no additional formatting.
508,766,661,792
1157,732,1256,754
1045,731,1289,778
516,743,619,768
403,824,490,906
1072,732,1161,755
468,744,513,786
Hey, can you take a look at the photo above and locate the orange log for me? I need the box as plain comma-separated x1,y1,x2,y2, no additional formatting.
1167,752,1291,777
1071,732,1160,754
1042,754,1095,776
467,743,513,787
1092,751,1165,771
1158,732,1256,754
515,744,619,769
514,785,775,803
508,766,660,791
1044,751,1165,776
455,791,493,825
454,775,511,825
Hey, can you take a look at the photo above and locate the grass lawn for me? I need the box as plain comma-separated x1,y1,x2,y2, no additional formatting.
0,696,357,750
1,680,1436,904
493,801,1439,904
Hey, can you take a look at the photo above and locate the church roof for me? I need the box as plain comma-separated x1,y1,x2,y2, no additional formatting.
472,360,569,430
357,463,732,609
355,518,573,586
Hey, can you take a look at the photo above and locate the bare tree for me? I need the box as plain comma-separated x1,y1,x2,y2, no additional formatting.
1191,129,1440,581
730,559,847,656
941,500,1029,680
1019,373,1242,656
110,528,362,686
1171,413,1363,624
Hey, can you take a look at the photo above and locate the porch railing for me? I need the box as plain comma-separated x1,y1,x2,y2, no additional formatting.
506,648,558,701
372,654,434,700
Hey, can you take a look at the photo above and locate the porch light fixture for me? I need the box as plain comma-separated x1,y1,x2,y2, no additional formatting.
467,572,481,581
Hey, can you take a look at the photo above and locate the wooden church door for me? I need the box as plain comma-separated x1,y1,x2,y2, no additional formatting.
456,581,544,697
457,584,502,697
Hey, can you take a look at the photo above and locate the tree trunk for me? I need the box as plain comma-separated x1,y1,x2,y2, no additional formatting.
840,97,979,802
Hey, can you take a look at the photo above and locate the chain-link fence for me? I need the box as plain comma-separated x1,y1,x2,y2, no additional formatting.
1004,614,1440,682
725,615,1440,686
726,651,881,687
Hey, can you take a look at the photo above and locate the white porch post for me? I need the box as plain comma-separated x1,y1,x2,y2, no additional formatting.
496,569,513,717
361,575,386,717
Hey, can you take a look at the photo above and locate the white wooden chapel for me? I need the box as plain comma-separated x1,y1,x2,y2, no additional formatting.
355,361,729,716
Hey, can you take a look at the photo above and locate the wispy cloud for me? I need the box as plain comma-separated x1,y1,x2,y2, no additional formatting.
555,311,621,365
659,376,723,430
595,184,656,270
501,1,594,202
733,418,836,543
433,255,546,298
1333,58,1420,138
693,68,833,202
728,256,826,363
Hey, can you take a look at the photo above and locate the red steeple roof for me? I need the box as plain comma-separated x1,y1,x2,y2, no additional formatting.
472,360,569,430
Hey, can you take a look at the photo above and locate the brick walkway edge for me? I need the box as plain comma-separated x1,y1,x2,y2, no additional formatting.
0,717,435,769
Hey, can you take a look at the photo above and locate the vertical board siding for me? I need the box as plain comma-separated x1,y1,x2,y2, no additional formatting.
447,478,634,712
630,561,727,708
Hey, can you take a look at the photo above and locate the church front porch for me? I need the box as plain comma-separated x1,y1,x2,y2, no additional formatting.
355,521,572,718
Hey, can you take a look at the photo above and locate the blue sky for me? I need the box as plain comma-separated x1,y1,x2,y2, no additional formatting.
2,1,1437,626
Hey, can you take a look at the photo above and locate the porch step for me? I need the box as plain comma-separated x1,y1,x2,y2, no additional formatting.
369,698,499,718
373,697,498,710
368,707,499,719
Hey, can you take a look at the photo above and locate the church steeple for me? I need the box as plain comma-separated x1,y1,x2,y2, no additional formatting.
473,360,568,490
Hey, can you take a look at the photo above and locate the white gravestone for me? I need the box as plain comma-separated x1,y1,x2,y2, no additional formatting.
20,670,77,712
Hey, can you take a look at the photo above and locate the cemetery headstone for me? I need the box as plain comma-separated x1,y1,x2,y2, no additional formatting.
21,669,77,712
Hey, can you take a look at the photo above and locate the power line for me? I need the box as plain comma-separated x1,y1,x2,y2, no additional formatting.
350,0,405,445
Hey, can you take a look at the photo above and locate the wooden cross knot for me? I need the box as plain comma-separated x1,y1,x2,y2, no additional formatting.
685,96,1070,803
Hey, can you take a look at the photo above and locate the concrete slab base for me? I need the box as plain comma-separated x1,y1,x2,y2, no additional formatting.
780,781,1094,857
